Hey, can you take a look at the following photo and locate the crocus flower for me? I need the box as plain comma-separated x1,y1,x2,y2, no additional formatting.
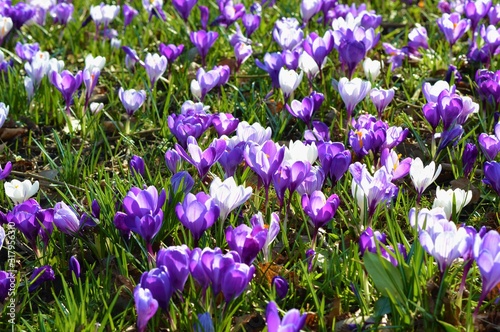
242,13,260,37
300,0,322,25
483,161,500,195
139,266,172,311
336,77,371,121
235,121,272,145
144,53,167,87
210,176,252,221
432,186,472,220
0,271,11,303
50,3,74,26
0,227,4,251
302,31,334,70
134,286,158,332
473,230,500,315
465,0,491,31
363,57,382,81
83,67,101,108
286,96,315,127
408,207,448,232
272,276,289,299
69,256,81,278
436,13,471,47
462,143,478,177
175,136,226,179
4,179,39,204
156,245,191,293
190,30,219,66
201,249,241,296
350,162,399,223
0,16,13,45
410,157,442,202
212,113,239,136
317,142,351,184
272,17,304,51
250,212,280,262
225,223,267,264
170,171,195,201
53,201,85,235
123,4,139,28
234,42,252,70
370,88,395,119
419,220,472,273
360,227,407,266
255,52,285,88
265,301,306,332
194,312,214,332
118,87,146,117
189,247,213,290
301,191,340,233
0,161,12,180
279,68,303,101
29,265,55,292
221,263,255,303
190,67,221,101
130,155,145,176
408,25,429,52
49,70,83,113
171,0,197,21
380,148,412,181
165,149,181,174
175,192,220,243
120,186,166,245
159,43,184,63
15,42,40,62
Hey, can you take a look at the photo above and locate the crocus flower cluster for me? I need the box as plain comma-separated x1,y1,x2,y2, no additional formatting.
190,65,230,101
383,25,429,69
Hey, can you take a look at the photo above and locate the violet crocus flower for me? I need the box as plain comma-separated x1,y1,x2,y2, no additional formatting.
0,271,11,303
139,266,172,312
50,3,74,26
272,276,289,299
175,192,220,244
436,13,471,47
215,0,245,27
190,67,221,101
169,171,195,201
301,190,340,244
473,230,500,316
212,113,239,136
380,148,412,181
370,88,395,119
234,42,252,71
172,0,197,22
120,186,166,245
29,265,55,292
255,52,285,89
156,245,191,293
194,312,214,332
201,249,241,296
250,212,280,262
300,0,322,25
338,39,366,79
165,149,181,174
225,223,267,264
53,201,86,235
465,0,491,31
408,25,429,52
49,70,83,114
144,53,167,88
221,263,255,303
302,31,334,70
123,4,139,28
189,247,213,290
265,301,306,332
118,87,146,117
242,13,260,37
15,42,40,62
360,227,407,266
272,17,304,51
0,161,11,180
317,142,351,185
175,136,226,179
350,162,399,224
483,161,500,195
462,143,478,177
286,96,315,127
69,256,81,278
209,176,252,222
130,155,145,176
83,67,101,109
296,166,325,197
159,43,184,63
168,113,211,147
134,286,158,332
190,30,219,66
336,77,371,121
244,140,285,200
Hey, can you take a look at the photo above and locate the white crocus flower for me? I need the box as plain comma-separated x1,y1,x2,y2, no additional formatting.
284,140,318,164
0,16,13,39
279,68,303,98
363,57,382,81
410,157,442,199
190,79,202,100
4,179,40,204
85,54,106,71
209,176,252,221
432,186,472,220
0,102,9,128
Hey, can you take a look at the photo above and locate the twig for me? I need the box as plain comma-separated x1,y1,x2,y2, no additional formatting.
10,170,86,192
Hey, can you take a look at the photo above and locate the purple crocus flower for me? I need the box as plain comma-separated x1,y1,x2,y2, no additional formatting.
190,30,219,66
302,31,334,70
286,96,315,127
296,166,325,197
221,262,255,303
473,230,500,316
338,39,366,79
175,192,220,244
436,13,471,47
304,121,331,143
6,2,35,30
159,43,184,63
83,67,101,109
53,202,85,235
118,87,146,117
483,161,500,195
465,0,491,31
250,212,280,262
360,227,407,267
156,245,191,293
475,69,500,107
123,4,139,28
134,286,158,332
168,113,211,147
201,249,241,296
0,161,11,180
130,155,145,176
49,3,74,26
301,190,340,232
165,149,181,174
49,70,83,114
242,13,260,37
370,88,395,119
234,42,252,71
191,67,221,101
212,113,239,136
236,121,272,145
119,186,166,246
255,52,285,89
462,143,478,177
272,17,303,51
189,247,213,290
175,136,226,179
478,127,500,161
194,312,214,332
0,271,12,303
170,171,195,201
139,266,172,311
317,142,351,184
244,140,285,199
272,276,289,299
300,0,322,25
122,46,144,70
172,0,197,22
29,265,55,292
265,301,306,332
69,256,81,278
408,25,429,53
199,5,209,30
380,148,412,181
15,42,40,62
225,223,267,264
144,53,167,88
